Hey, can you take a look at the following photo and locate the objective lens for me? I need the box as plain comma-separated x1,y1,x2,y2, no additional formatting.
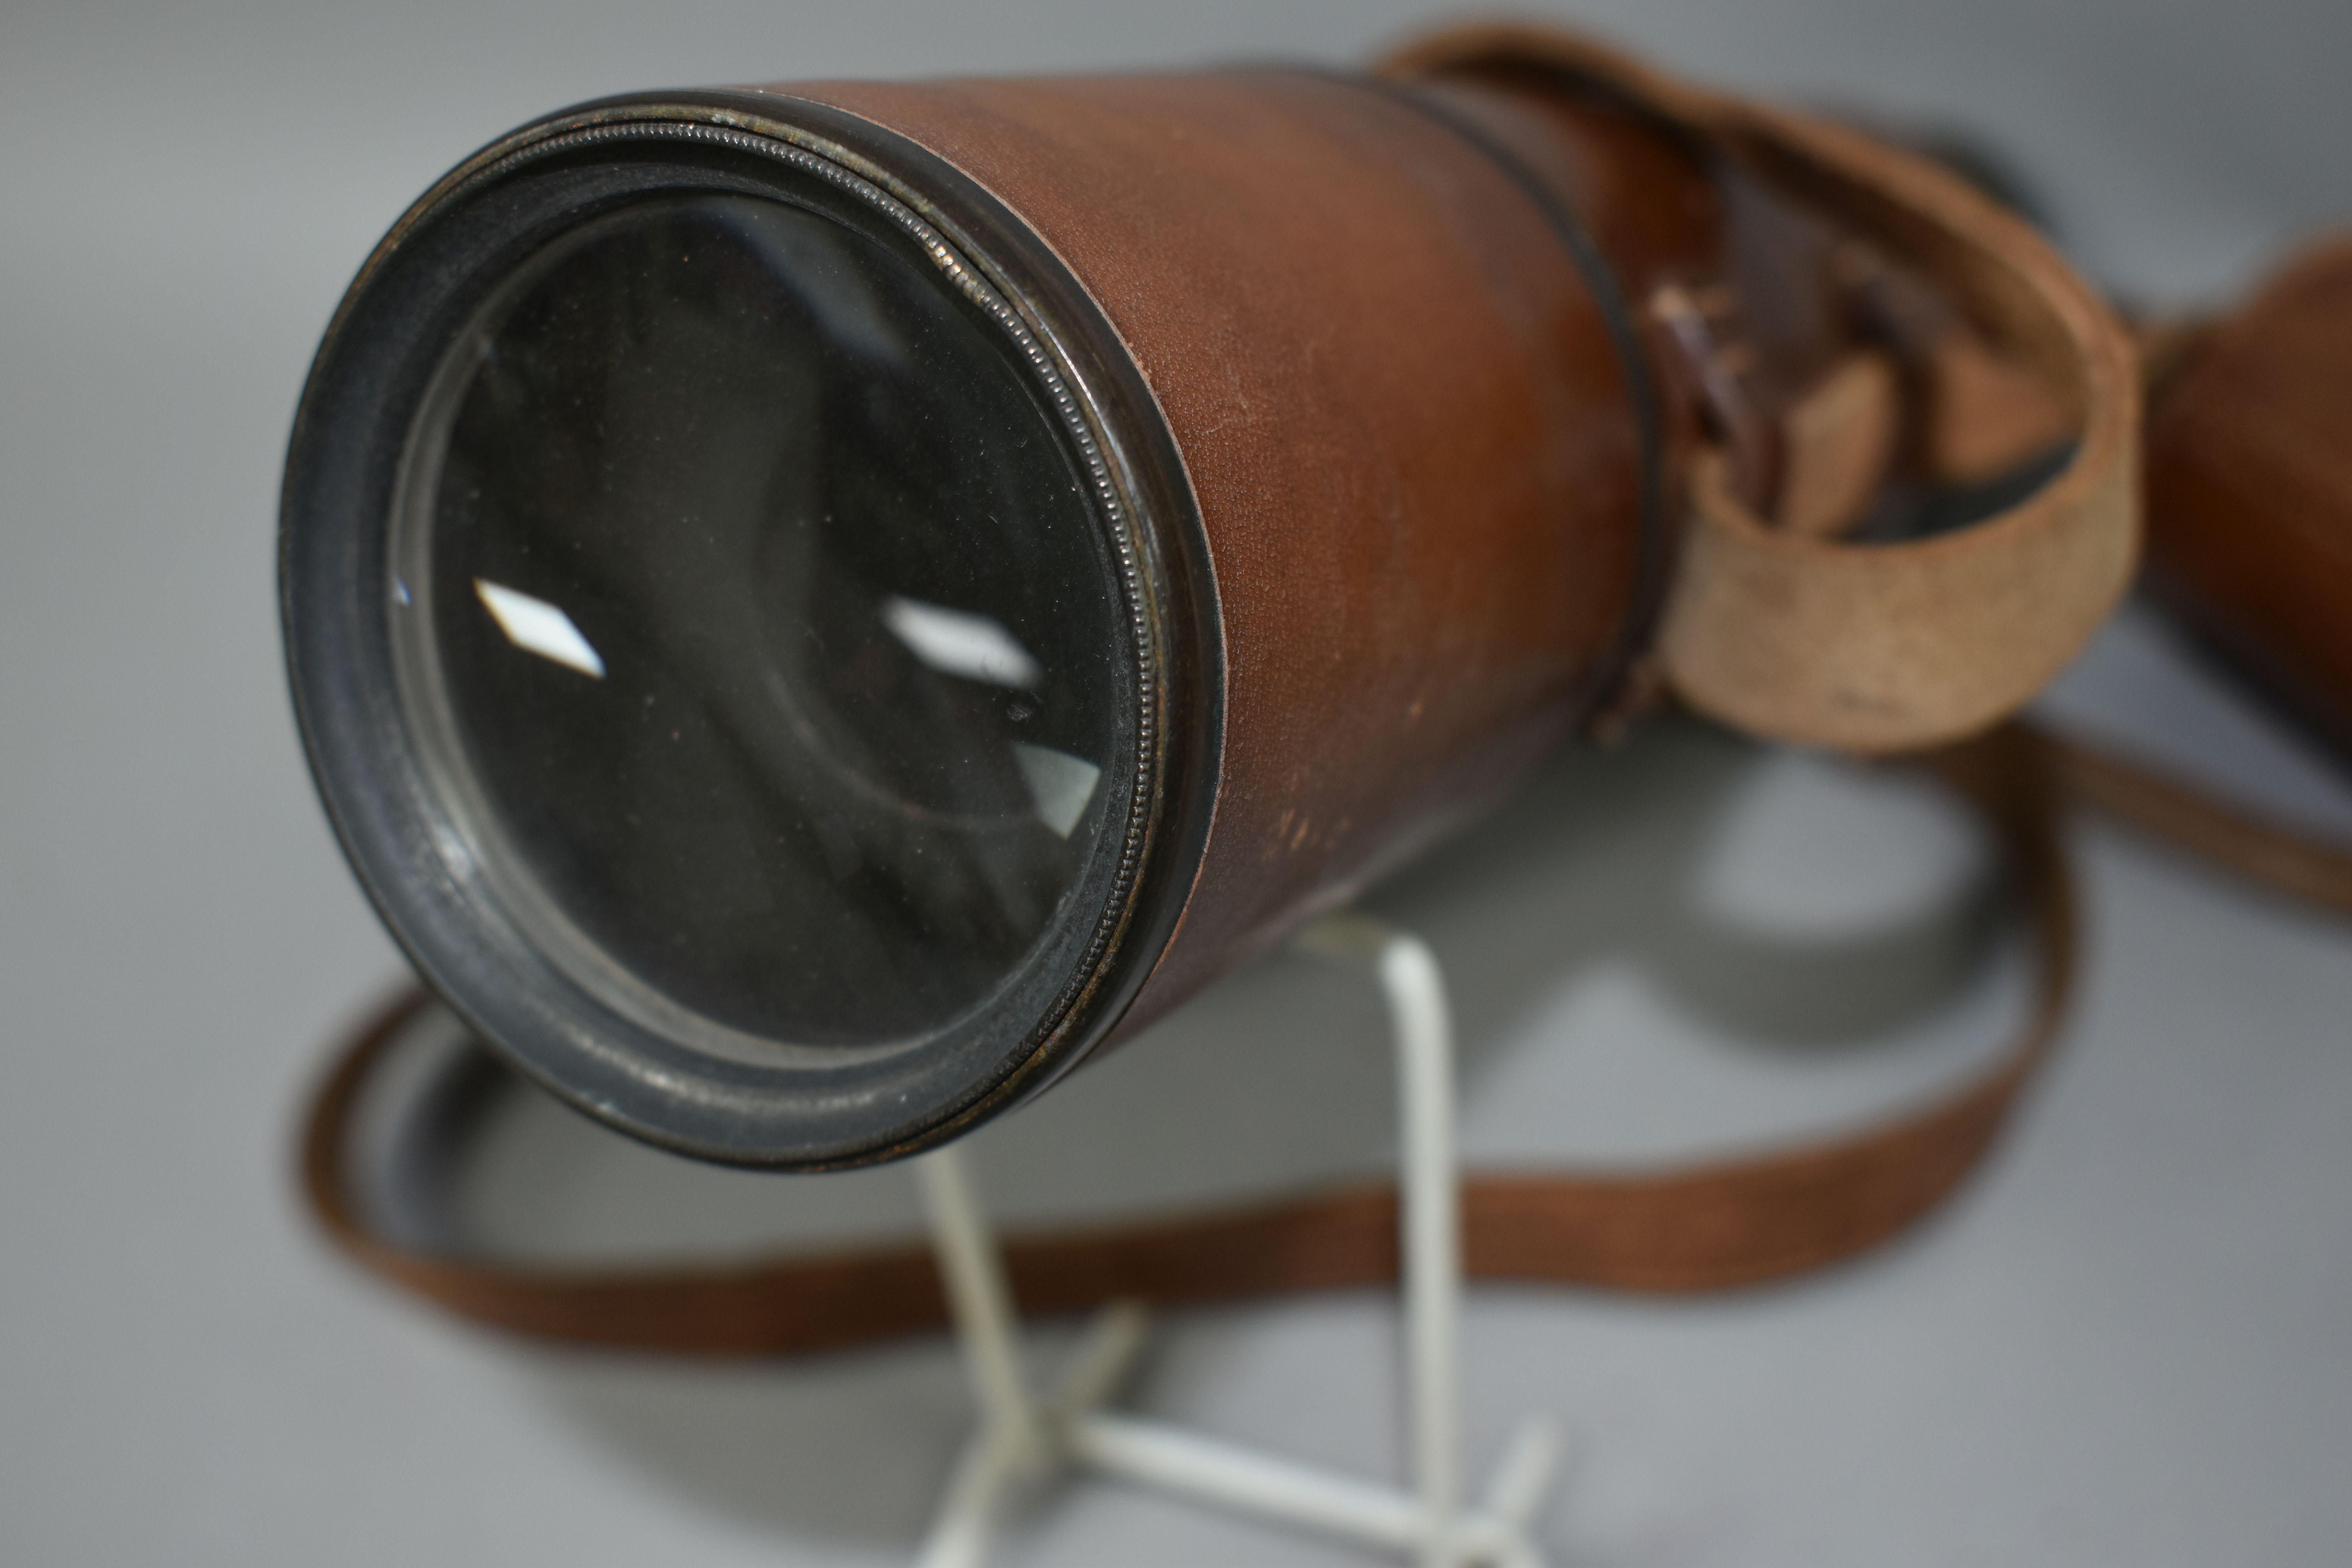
388,191,1127,1057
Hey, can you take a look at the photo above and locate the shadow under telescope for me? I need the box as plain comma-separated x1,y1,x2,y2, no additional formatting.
334,714,2031,1546
396,189,1125,1059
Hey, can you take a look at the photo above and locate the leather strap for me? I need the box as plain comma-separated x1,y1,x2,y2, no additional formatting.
1381,25,2141,755
302,723,2081,1356
296,722,2352,1356
2043,728,2352,916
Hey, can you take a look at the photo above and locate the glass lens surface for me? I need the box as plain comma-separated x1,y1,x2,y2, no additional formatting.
393,191,1125,1053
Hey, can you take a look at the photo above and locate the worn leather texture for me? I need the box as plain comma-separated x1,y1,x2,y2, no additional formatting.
774,70,1694,1036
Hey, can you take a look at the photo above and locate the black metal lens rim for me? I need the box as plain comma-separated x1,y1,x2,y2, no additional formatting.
282,100,1217,1169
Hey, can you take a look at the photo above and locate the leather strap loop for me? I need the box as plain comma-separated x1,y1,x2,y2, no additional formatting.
1381,25,2141,755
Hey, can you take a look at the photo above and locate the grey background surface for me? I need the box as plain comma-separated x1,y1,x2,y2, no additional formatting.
5,2,2352,1564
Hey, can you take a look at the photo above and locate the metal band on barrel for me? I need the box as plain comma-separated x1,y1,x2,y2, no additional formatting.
1371,79,1671,727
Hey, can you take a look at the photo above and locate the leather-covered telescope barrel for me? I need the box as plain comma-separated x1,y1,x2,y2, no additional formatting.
281,27,2134,1169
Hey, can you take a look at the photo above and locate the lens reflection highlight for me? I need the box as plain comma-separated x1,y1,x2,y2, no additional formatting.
472,579,608,679
880,594,1044,689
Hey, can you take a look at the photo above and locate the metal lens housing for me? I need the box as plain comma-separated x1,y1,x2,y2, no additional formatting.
283,100,1210,1167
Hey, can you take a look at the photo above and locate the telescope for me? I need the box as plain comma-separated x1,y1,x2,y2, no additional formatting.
282,24,2134,1171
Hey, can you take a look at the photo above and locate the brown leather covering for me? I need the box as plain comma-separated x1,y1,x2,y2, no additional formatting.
773,70,1699,1033
2145,234,2352,759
